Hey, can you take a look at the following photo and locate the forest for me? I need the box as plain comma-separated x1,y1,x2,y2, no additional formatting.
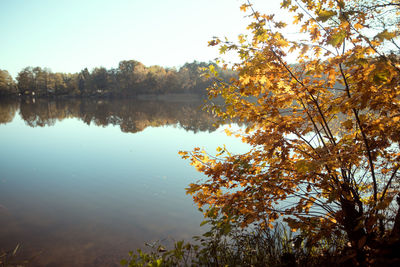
0,60,235,97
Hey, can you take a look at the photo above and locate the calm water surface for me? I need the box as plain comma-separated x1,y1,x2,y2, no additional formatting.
0,97,248,266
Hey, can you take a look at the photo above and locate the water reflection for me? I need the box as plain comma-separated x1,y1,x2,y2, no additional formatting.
0,96,247,267
0,98,18,124
0,96,220,133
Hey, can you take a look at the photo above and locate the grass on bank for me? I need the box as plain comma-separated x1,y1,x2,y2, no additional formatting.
120,213,354,267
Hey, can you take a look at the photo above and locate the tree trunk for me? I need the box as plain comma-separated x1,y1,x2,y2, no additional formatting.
390,195,400,239
340,197,367,266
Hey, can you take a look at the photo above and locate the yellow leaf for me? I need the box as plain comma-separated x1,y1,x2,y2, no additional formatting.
224,128,232,136
240,4,248,12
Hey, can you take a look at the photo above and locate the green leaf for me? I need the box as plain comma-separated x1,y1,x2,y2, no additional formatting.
373,69,391,83
176,240,184,250
219,45,228,54
200,220,209,226
328,31,346,47
316,10,336,22
203,231,213,237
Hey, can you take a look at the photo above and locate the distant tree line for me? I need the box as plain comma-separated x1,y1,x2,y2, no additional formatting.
0,60,235,97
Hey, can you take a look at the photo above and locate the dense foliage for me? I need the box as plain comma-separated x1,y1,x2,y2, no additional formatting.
179,0,400,265
0,61,235,97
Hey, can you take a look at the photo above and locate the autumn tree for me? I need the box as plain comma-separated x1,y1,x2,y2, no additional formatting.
90,67,110,93
117,60,148,95
181,0,400,264
16,67,35,95
78,68,90,95
0,69,16,96
144,65,167,94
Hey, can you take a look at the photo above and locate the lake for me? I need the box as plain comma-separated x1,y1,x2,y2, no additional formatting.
0,96,248,266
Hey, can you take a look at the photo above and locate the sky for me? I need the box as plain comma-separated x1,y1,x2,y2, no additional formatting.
0,0,283,78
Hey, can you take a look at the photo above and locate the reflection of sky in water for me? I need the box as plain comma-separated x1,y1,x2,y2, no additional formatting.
0,113,249,266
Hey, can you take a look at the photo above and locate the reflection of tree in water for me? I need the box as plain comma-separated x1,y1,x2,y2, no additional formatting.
0,98,19,124
19,99,58,127
13,97,221,133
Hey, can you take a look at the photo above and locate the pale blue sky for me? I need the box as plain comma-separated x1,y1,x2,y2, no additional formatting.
0,0,282,78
